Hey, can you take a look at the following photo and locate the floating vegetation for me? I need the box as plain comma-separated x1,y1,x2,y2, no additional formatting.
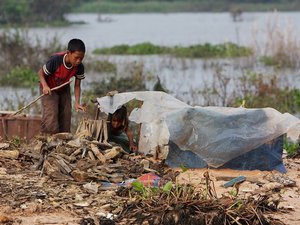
93,42,253,58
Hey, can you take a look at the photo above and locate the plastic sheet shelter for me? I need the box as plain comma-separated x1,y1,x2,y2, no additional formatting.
97,91,300,171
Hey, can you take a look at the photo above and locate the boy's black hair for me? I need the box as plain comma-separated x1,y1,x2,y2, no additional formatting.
112,106,127,122
110,105,128,128
67,39,85,53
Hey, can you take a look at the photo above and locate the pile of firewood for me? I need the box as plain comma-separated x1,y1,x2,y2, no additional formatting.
33,130,173,187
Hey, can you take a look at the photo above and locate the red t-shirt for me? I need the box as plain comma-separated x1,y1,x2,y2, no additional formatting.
42,51,85,89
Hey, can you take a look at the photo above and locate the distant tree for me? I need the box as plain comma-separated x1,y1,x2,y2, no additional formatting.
0,0,30,24
30,0,77,22
0,0,79,25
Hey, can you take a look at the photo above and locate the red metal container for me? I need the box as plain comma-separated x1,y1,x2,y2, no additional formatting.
0,112,41,141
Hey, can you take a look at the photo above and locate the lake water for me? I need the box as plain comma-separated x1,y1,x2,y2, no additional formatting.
23,12,300,49
1,12,300,109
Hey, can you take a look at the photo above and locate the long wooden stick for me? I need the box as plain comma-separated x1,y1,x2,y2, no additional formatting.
13,79,73,116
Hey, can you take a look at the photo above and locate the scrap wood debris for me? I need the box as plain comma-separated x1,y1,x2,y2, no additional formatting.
0,132,176,224
31,132,174,184
113,173,284,225
114,193,284,225
0,131,298,225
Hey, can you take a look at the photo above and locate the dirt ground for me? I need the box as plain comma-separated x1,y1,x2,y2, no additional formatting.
176,156,300,225
0,146,299,225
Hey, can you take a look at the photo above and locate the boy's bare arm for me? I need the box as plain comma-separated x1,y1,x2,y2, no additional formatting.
126,129,138,152
74,79,86,111
38,69,51,95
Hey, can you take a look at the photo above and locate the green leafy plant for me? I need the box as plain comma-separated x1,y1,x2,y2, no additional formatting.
162,181,173,194
179,164,188,172
9,136,24,148
131,180,160,199
130,179,200,205
283,138,299,156
131,180,147,198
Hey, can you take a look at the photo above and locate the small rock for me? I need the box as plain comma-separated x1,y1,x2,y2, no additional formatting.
83,182,99,194
67,139,82,148
0,143,9,149
263,182,284,192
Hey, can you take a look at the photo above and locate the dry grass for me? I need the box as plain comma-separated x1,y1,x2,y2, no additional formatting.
252,12,300,68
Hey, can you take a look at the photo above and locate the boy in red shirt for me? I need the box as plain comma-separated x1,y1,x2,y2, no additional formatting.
38,38,86,134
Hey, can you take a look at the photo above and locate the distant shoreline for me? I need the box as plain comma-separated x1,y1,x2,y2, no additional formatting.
74,1,300,14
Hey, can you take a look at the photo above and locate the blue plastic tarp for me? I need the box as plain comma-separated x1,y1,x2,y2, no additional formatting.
166,135,286,173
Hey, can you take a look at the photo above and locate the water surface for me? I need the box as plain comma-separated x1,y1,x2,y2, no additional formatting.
1,12,300,109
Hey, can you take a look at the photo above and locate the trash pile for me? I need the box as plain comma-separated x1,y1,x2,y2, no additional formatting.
0,130,178,224
1,129,298,224
1,91,300,224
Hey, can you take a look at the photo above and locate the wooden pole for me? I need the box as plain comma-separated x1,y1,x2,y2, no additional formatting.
13,79,73,116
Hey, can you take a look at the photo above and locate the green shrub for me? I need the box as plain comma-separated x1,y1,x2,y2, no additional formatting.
93,42,170,55
260,56,277,67
85,59,117,73
284,137,299,156
83,61,147,108
127,42,169,55
233,72,300,113
93,44,130,55
260,54,298,69
0,66,38,87
173,43,252,58
0,29,63,82
89,75,146,97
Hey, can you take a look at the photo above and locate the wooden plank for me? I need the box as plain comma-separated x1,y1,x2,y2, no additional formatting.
90,143,106,163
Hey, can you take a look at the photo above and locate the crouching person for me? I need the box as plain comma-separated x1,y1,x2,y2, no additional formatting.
107,105,138,153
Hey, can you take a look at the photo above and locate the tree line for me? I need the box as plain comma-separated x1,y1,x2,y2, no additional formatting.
0,0,298,26
0,0,80,25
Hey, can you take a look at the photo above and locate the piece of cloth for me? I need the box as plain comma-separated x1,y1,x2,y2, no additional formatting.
40,85,71,134
42,51,84,89
108,131,131,153
100,173,161,190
